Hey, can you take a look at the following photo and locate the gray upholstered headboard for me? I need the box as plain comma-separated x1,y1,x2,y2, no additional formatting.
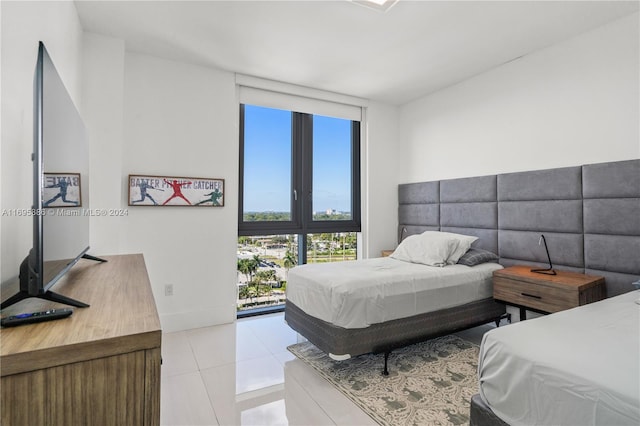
398,159,640,297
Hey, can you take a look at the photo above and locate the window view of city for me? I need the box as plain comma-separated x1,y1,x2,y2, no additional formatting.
238,104,360,314
236,232,357,312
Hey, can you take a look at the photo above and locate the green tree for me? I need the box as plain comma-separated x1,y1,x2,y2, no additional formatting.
255,269,277,302
283,250,297,276
238,285,251,301
237,258,258,283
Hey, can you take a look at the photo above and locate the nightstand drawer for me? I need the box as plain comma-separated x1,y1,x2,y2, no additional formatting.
492,265,606,318
493,276,577,313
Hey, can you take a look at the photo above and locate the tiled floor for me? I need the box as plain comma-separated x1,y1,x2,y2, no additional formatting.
160,312,493,426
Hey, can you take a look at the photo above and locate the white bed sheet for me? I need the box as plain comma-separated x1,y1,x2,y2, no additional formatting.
478,290,640,426
286,257,502,329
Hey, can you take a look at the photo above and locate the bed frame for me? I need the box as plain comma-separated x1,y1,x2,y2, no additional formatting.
285,159,639,382
470,395,509,426
285,297,506,375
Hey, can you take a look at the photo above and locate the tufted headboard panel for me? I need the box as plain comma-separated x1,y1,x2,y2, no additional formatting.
582,160,640,296
398,159,640,297
398,181,440,240
497,166,584,273
440,175,498,254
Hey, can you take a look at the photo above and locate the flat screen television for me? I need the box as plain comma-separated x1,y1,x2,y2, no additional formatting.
1,42,104,310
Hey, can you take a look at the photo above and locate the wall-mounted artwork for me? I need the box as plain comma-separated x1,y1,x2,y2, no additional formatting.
43,173,82,207
128,175,224,207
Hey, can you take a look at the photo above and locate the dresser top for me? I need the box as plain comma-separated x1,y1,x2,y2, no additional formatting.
1,254,161,376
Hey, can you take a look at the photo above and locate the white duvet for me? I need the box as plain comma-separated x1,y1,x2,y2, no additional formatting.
286,257,502,329
479,290,640,426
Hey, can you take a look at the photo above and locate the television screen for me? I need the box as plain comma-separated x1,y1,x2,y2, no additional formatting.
0,42,97,311
40,42,91,290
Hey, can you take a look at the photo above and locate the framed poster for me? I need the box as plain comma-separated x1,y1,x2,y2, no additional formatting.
43,173,82,207
128,175,224,207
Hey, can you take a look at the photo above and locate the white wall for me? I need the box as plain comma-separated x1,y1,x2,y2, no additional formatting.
364,102,400,255
82,33,126,256
398,13,640,183
79,34,400,332
82,37,242,331
122,53,238,331
1,0,84,283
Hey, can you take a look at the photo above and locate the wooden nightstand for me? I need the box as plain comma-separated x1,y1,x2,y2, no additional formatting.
381,250,394,257
493,265,606,321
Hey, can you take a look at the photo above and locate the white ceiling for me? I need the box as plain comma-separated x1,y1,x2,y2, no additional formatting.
75,1,639,105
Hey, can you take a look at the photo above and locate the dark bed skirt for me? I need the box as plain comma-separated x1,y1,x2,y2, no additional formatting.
284,298,506,358
470,394,510,426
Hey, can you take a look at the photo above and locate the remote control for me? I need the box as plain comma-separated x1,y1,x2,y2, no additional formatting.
1,308,73,327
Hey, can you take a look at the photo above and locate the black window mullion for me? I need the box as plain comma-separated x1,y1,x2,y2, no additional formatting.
299,113,313,234
238,104,246,230
291,111,299,229
351,121,361,225
297,233,307,265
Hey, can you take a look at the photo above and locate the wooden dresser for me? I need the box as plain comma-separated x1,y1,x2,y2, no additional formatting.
493,265,606,321
1,254,161,426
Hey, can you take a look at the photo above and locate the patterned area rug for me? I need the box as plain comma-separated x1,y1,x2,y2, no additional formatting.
287,335,479,426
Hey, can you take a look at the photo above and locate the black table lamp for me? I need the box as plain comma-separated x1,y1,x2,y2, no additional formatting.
531,234,557,275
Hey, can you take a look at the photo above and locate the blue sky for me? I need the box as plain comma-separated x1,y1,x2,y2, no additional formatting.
243,105,352,213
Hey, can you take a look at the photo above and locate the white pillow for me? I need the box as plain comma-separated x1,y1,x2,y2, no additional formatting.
442,232,479,264
390,231,478,267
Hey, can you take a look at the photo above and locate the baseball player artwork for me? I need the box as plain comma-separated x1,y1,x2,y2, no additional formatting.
43,173,82,207
128,175,224,207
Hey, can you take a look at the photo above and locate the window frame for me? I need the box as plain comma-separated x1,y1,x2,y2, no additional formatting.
238,104,361,237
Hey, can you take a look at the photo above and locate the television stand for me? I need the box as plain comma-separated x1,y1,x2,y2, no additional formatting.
0,289,89,309
0,254,106,310
82,253,107,263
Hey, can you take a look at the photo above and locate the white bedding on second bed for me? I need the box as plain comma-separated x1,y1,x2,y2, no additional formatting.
478,290,640,426
286,257,502,329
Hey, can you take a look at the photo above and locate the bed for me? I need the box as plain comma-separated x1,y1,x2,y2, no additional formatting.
465,158,640,425
285,231,507,373
286,158,639,379
473,290,640,426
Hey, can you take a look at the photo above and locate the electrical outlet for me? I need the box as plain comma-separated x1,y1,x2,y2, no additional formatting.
165,284,174,296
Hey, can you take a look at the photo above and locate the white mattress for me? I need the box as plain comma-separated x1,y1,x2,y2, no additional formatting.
286,257,502,329
478,290,640,426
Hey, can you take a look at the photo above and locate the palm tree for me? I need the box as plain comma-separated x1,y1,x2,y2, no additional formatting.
255,269,277,303
267,269,277,296
237,258,258,284
238,285,251,303
283,250,297,280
